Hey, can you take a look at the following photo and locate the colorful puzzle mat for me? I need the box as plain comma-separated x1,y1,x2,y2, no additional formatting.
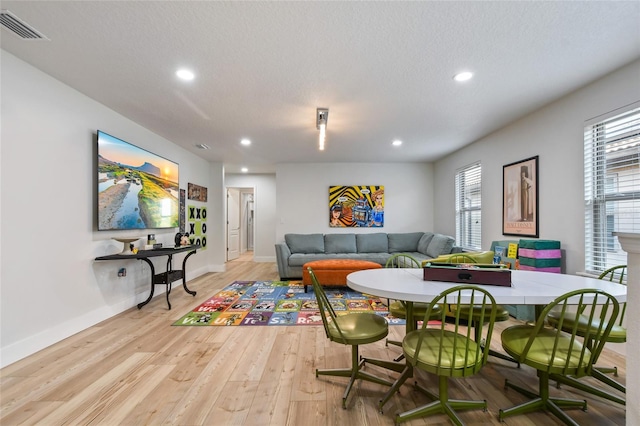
173,280,406,327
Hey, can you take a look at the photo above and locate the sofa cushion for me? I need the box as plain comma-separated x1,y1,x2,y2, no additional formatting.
426,233,455,257
285,233,325,254
324,234,357,253
388,232,424,253
417,232,435,255
356,233,389,253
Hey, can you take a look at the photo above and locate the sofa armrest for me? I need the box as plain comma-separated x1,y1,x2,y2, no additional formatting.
275,243,292,279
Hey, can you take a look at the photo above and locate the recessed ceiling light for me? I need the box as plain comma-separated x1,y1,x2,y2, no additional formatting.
392,140,403,146
453,71,473,82
195,143,210,149
176,68,195,81
241,167,248,173
241,138,251,146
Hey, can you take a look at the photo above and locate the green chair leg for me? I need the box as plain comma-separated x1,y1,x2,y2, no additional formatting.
395,376,487,425
378,365,412,412
500,373,587,425
551,372,625,405
316,345,399,408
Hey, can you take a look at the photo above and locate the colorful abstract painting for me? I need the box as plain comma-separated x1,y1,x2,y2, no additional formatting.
329,185,384,227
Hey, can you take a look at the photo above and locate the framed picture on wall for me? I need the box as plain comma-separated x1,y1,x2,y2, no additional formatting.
502,156,539,237
329,185,384,227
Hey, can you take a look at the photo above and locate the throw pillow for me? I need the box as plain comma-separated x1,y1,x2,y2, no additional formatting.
426,234,455,258
417,232,435,255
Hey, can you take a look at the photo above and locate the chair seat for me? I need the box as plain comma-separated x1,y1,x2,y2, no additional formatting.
389,301,442,320
547,312,627,343
403,329,483,374
328,313,389,345
501,325,591,373
454,304,510,322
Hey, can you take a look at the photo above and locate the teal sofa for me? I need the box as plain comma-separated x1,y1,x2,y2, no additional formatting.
275,232,460,280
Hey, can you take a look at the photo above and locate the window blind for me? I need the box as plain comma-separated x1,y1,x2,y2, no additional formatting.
584,105,640,274
455,162,482,251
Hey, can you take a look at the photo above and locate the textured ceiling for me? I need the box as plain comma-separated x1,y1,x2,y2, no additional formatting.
2,1,639,173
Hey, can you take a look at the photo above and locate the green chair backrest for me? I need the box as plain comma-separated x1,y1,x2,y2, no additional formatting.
598,265,627,283
533,289,619,377
446,254,479,264
598,265,627,325
413,285,497,377
308,267,345,342
385,253,421,268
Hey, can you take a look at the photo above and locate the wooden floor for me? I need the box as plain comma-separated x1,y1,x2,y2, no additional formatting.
1,256,626,425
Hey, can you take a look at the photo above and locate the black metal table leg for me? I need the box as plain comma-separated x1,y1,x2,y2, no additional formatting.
137,258,156,309
182,251,197,296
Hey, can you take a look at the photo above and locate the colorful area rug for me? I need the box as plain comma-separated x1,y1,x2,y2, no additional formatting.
173,280,406,327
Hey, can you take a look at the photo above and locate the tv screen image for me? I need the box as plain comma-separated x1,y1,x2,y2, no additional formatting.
97,130,179,230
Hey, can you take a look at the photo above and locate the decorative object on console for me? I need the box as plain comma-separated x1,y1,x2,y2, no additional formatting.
113,237,140,254
502,156,538,237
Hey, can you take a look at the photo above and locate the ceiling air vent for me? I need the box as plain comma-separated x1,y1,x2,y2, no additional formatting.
1,9,49,40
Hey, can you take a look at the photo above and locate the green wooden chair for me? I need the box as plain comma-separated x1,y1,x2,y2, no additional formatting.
441,254,518,367
383,285,498,424
385,253,443,362
547,265,627,404
499,289,620,423
308,267,404,409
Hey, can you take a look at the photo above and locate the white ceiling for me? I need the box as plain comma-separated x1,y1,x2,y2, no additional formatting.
2,1,639,173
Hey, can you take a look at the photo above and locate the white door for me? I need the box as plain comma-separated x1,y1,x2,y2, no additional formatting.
227,188,240,261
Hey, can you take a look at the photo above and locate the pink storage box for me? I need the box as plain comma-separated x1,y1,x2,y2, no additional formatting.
518,248,561,259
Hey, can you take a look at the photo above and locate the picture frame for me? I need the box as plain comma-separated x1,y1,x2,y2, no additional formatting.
188,182,208,202
329,185,384,227
502,156,539,237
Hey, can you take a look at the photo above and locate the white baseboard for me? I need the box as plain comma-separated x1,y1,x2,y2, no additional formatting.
0,269,213,369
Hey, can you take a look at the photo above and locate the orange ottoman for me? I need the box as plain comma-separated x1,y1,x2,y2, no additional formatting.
302,259,382,292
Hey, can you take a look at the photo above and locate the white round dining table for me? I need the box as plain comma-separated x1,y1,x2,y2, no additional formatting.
347,268,627,306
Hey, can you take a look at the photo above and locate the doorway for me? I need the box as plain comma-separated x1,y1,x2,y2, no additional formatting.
226,187,255,262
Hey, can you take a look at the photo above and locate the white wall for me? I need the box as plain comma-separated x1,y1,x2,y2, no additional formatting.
434,59,640,274
224,173,277,262
275,163,436,242
0,51,224,367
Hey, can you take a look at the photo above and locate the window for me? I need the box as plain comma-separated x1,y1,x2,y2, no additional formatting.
455,162,482,251
584,104,640,274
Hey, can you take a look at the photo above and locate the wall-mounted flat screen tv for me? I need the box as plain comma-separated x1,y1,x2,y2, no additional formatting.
97,130,179,230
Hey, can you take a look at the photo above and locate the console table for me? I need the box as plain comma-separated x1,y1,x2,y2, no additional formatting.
95,244,200,310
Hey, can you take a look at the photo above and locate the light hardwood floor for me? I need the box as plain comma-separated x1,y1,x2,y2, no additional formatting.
1,257,626,425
